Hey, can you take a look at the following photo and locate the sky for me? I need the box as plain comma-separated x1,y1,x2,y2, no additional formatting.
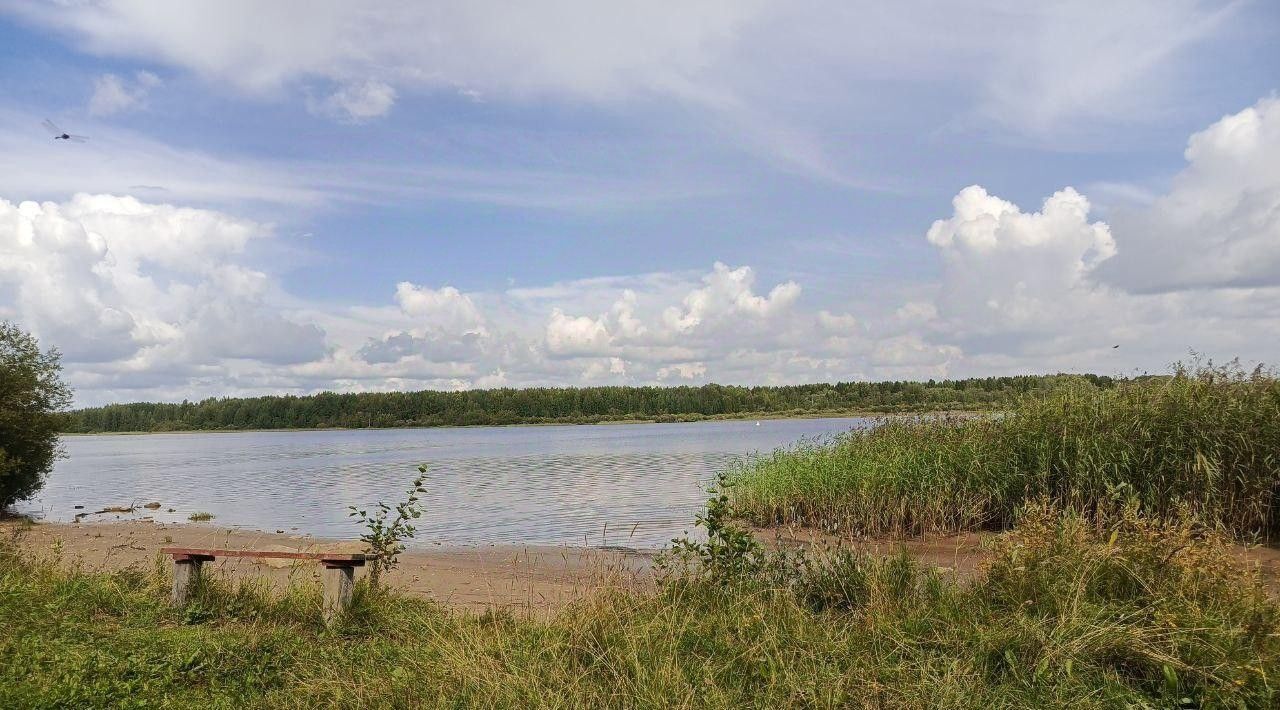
0,1,1277,406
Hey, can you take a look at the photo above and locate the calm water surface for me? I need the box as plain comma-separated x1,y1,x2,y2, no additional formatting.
19,418,871,549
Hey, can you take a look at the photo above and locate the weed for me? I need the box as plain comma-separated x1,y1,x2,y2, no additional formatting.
663,471,766,582
349,465,428,587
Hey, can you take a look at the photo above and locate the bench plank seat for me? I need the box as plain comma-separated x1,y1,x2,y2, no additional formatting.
160,547,369,564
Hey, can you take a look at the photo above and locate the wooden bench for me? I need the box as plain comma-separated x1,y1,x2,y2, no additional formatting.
161,547,370,622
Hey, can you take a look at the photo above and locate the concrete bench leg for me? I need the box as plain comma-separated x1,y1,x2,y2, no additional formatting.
171,558,204,606
322,563,356,623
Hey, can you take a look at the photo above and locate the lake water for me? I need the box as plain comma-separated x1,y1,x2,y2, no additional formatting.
18,418,871,549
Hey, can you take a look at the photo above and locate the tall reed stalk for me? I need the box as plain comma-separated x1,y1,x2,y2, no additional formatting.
731,361,1280,539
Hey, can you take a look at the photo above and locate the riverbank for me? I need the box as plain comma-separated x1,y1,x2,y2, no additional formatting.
12,516,1280,602
1,518,652,613
5,504,1279,707
0,518,991,608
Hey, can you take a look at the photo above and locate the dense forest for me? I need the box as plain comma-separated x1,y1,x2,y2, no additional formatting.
62,374,1114,433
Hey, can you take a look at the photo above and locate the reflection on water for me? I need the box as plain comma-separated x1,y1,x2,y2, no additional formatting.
19,418,872,549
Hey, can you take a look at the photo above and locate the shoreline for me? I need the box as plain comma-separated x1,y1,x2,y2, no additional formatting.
10,517,1280,614
2,517,655,614
58,408,981,436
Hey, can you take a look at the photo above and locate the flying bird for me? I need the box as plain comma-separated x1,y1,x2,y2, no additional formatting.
1112,344,1120,349
42,119,87,142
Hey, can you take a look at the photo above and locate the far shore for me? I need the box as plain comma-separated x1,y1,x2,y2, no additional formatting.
58,408,981,436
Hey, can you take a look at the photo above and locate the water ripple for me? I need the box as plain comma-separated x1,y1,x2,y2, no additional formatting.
19,418,872,549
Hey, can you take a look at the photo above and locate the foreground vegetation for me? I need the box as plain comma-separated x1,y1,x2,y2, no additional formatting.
732,362,1280,539
62,374,1110,433
3,500,1277,708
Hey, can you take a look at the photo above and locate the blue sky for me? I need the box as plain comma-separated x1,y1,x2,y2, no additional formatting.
0,1,1277,405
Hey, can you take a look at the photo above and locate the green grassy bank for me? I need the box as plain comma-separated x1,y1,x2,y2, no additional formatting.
3,502,1277,708
730,363,1280,539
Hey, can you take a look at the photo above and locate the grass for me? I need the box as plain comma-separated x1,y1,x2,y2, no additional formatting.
1,502,1277,707
188,512,215,522
730,361,1280,539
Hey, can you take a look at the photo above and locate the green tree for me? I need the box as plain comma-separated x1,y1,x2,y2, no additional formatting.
0,322,72,508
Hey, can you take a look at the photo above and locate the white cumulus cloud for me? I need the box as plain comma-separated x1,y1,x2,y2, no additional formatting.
4,95,1280,404
0,194,324,371
1098,96,1280,292
662,262,800,333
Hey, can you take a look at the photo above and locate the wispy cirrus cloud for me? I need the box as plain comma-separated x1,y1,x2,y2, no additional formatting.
3,0,1253,183
88,70,161,116
0,107,728,213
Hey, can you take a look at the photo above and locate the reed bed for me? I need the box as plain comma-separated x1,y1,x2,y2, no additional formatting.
730,363,1280,538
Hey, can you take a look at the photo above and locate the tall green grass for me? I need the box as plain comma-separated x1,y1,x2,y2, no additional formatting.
3,503,1277,707
731,363,1280,538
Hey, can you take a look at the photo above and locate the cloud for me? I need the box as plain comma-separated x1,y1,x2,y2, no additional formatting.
912,171,1280,370
308,79,396,123
0,194,324,369
974,1,1239,136
7,2,758,98
662,262,800,333
657,362,707,380
926,185,1117,340
1097,96,1280,292
394,282,486,334
4,94,1280,405
88,70,161,116
356,283,489,364
0,105,721,214
545,309,611,357
3,0,1246,162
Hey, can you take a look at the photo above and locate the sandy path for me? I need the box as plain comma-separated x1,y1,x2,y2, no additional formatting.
2,518,654,614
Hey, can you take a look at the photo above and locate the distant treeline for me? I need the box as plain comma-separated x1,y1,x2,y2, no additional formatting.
61,374,1115,433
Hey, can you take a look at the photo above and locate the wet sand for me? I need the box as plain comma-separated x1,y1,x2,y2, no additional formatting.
1,518,654,614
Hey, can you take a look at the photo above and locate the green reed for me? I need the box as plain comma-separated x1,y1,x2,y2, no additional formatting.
731,361,1280,539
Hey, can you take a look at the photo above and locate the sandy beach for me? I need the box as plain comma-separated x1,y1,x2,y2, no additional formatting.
1,517,655,614
9,516,1280,617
